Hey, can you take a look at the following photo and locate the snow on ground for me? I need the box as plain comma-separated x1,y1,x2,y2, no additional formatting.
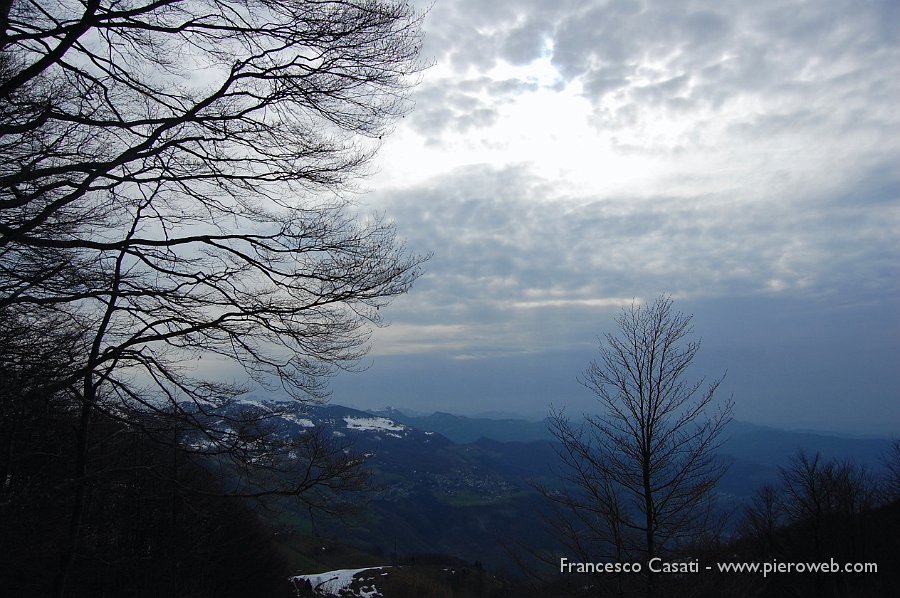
293,567,387,597
282,413,315,427
343,416,406,433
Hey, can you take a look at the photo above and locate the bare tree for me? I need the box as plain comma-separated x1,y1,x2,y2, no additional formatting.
548,296,732,597
536,412,629,595
780,450,880,563
1,0,426,391
0,1,426,594
884,438,900,502
0,304,83,510
738,483,784,556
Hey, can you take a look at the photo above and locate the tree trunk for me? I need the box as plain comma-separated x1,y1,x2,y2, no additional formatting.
52,378,93,598
643,462,655,598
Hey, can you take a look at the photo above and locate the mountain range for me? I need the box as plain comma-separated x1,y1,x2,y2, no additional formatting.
223,399,894,574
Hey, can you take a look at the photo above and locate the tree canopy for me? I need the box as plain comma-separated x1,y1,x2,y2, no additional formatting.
0,1,426,594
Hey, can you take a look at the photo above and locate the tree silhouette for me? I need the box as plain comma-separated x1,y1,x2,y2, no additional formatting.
885,438,900,501
0,1,425,594
546,296,732,597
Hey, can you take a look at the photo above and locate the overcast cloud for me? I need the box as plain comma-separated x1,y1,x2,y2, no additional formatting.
331,0,899,434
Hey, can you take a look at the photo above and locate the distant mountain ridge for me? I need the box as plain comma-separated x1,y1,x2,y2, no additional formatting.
368,406,892,468
720,419,891,468
368,407,555,444
217,399,894,571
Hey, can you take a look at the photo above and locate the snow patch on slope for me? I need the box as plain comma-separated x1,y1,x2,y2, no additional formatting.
343,416,406,433
283,413,315,427
293,567,387,597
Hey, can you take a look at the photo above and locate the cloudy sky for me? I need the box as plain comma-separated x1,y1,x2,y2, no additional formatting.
331,0,899,434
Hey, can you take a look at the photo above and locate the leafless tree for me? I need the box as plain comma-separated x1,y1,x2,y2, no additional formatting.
780,451,830,528
548,296,732,597
1,0,426,393
884,438,900,502
780,450,880,562
536,412,629,595
0,1,426,594
738,483,784,556
0,304,82,510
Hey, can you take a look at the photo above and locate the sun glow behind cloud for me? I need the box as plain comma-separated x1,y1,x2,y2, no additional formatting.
375,58,690,199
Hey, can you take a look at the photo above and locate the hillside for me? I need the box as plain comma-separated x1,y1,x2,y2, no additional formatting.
217,400,894,578
229,402,561,572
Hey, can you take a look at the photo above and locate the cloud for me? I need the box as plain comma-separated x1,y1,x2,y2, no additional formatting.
358,0,900,433
412,0,899,156
416,0,573,71
368,161,898,358
407,77,539,142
